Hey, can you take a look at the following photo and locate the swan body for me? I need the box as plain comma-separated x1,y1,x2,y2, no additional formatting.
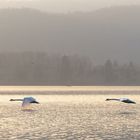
10,97,39,107
106,98,136,104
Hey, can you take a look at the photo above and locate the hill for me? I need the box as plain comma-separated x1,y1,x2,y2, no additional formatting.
0,6,140,64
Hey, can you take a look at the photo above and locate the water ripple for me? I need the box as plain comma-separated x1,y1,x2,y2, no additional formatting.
0,94,139,140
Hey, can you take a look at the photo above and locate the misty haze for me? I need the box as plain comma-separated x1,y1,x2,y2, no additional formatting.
0,2,140,85
1,1,140,140
1,0,140,13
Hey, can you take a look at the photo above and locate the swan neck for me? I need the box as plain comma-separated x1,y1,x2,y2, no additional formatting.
10,99,23,101
107,98,119,101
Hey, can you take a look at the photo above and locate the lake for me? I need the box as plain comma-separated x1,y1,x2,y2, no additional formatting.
0,88,140,140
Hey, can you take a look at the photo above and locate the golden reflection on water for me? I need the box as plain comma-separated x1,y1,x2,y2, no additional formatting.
0,86,140,91
0,92,140,140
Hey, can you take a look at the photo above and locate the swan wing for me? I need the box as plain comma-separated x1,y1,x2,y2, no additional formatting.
120,98,135,103
22,97,38,107
120,98,129,101
22,97,33,107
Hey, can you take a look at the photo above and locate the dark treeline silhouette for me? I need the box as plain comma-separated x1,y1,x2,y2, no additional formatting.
0,7,140,85
0,52,139,85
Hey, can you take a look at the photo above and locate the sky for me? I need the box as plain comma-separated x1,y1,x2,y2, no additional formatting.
0,0,140,13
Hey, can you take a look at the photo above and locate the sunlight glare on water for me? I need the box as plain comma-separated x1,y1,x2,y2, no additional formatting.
0,89,140,140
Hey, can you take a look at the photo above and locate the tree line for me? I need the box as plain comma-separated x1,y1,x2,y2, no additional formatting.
0,52,139,85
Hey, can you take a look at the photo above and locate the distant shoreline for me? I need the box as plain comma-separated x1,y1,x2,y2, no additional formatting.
0,86,140,91
0,86,140,95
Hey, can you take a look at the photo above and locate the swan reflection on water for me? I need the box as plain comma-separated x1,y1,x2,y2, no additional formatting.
21,108,38,112
119,111,136,115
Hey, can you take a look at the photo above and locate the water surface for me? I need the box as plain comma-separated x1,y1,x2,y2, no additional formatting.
0,91,139,140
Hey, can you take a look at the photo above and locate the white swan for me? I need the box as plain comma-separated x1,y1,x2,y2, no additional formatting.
106,98,136,104
10,97,39,107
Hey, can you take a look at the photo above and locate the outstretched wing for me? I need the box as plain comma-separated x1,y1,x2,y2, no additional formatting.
120,98,128,102
120,98,136,104
22,97,33,107
22,97,39,107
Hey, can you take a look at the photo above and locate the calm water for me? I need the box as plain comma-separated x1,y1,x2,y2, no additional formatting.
0,91,140,140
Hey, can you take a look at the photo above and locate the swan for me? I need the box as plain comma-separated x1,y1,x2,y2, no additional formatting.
106,98,136,104
10,97,39,107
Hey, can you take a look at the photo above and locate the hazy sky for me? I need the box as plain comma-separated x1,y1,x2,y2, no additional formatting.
0,0,140,13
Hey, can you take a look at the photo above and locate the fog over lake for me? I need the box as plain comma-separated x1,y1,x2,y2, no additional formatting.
0,6,140,85
0,0,140,13
0,1,140,140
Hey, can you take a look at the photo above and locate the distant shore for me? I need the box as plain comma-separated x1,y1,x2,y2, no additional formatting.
0,86,140,95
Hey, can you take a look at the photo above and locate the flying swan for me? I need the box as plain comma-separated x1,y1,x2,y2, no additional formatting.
10,97,39,107
106,98,136,104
